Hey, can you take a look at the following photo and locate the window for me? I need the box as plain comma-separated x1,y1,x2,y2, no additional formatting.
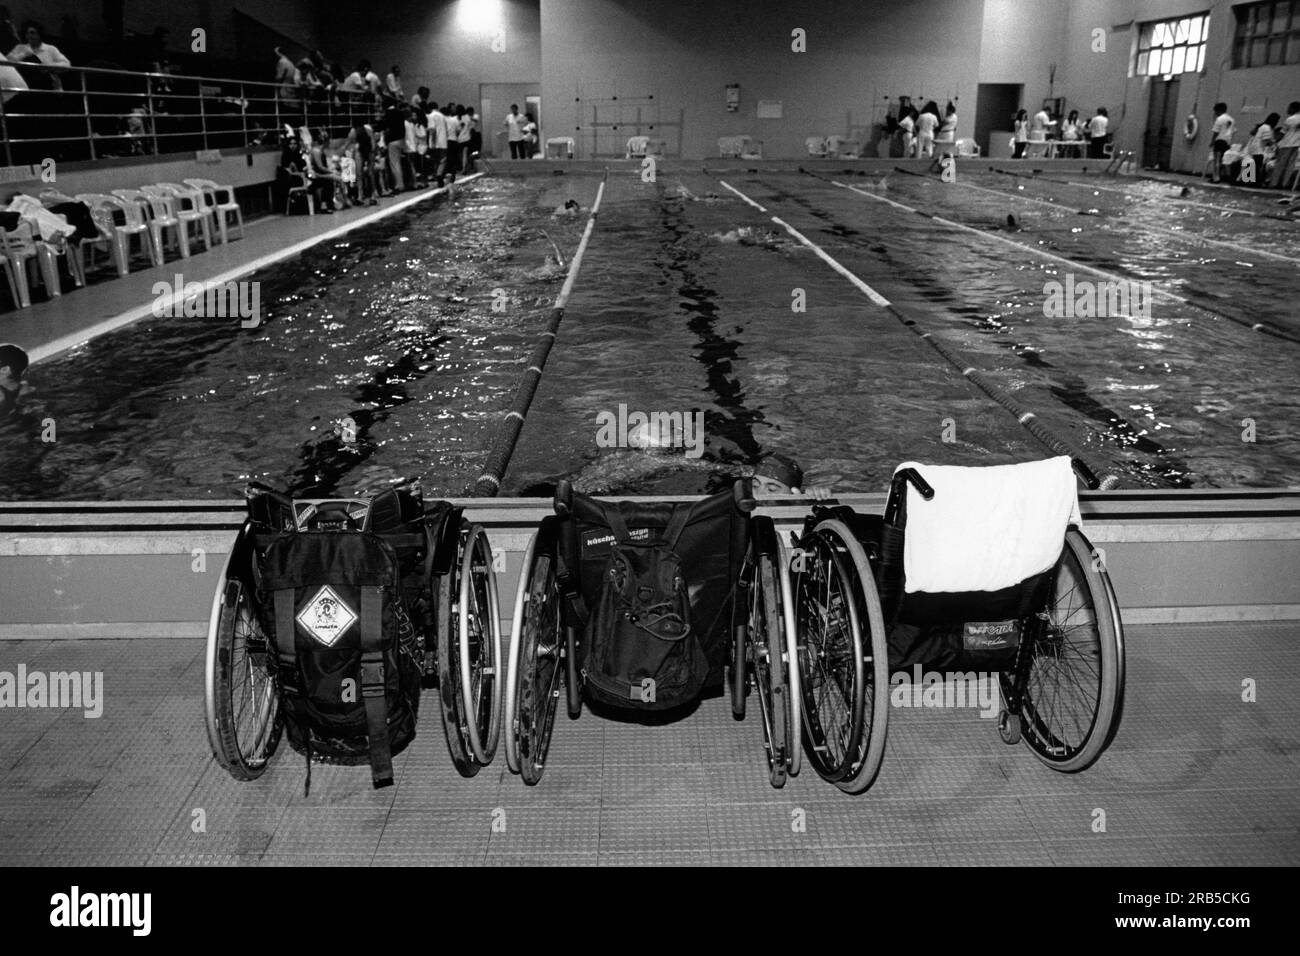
1233,0,1300,67
1135,13,1209,76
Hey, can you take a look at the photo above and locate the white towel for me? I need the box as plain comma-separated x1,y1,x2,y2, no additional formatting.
897,457,1082,594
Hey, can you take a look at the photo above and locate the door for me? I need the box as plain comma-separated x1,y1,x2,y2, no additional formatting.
1143,78,1180,170
975,84,1023,158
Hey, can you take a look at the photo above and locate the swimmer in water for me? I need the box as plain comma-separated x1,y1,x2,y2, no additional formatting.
553,198,581,218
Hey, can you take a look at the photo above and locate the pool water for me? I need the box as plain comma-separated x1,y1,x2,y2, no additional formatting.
1,169,1297,501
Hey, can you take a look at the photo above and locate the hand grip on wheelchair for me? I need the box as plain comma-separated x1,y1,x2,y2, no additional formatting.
733,478,756,512
1070,458,1101,490
894,468,935,501
554,479,574,517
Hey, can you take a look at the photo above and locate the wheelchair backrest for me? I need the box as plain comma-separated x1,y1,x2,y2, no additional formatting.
557,484,749,653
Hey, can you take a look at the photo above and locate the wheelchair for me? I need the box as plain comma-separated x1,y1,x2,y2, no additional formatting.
504,479,803,787
204,481,503,783
789,457,1125,793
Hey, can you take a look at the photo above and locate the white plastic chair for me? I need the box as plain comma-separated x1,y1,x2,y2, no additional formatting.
184,178,244,243
152,184,215,250
624,136,649,159
806,136,828,157
284,170,316,215
113,188,187,260
739,139,763,160
83,193,156,271
955,138,981,157
544,137,574,160
718,136,748,158
826,136,861,159
0,221,66,305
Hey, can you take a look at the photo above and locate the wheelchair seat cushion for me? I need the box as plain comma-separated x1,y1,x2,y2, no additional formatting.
897,456,1081,595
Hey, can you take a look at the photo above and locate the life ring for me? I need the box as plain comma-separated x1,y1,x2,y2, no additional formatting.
1184,114,1199,141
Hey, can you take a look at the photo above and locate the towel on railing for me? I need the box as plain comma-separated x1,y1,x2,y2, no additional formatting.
898,456,1082,594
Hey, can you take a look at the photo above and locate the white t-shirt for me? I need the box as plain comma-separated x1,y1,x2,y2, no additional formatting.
1274,112,1300,149
1062,121,1081,141
1031,110,1054,134
1014,119,1029,141
1088,115,1109,138
899,115,914,134
340,71,365,93
427,109,448,149
1211,113,1235,144
505,112,523,141
915,112,938,137
936,113,957,142
0,52,28,101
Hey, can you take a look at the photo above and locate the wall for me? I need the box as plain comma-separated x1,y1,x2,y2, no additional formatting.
540,0,984,160
980,0,1070,112
315,0,541,112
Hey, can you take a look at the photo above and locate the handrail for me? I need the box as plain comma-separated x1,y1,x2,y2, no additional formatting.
0,59,386,166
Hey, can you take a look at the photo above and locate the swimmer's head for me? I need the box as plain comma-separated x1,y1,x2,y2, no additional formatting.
0,343,28,386
751,452,804,494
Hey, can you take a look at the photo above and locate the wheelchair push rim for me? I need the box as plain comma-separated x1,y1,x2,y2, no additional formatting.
457,524,503,765
504,525,564,784
1006,527,1125,772
204,526,281,780
745,517,799,788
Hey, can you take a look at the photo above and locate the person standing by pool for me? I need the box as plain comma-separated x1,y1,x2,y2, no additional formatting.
936,101,958,148
522,112,539,158
1269,101,1300,188
1086,107,1110,159
1012,109,1029,158
898,106,916,158
1243,113,1279,186
504,104,525,158
428,100,449,186
455,103,472,173
915,101,939,158
383,96,410,192
1208,102,1235,183
1060,110,1083,157
465,106,481,172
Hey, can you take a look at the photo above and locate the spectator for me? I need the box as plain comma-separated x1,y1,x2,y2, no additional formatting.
456,103,472,171
353,119,377,204
308,127,340,211
915,101,939,158
522,111,538,157
383,97,409,192
428,100,449,186
1207,102,1234,183
936,101,958,146
1269,101,1300,188
1086,106,1109,159
407,105,427,186
465,106,481,172
340,126,360,204
1012,108,1029,158
1060,109,1083,157
0,343,28,420
504,103,525,158
0,49,27,102
385,65,403,101
412,85,428,111
898,106,916,158
274,47,298,111
1243,113,1279,185
8,21,70,90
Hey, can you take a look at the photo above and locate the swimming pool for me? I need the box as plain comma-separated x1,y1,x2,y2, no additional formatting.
1,168,1296,500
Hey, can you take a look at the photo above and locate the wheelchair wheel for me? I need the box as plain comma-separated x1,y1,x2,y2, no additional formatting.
503,521,564,785
204,526,281,780
1006,527,1125,772
455,525,503,766
435,525,478,777
745,517,799,788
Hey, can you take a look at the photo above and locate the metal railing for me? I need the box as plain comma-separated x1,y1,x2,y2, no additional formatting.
0,60,390,166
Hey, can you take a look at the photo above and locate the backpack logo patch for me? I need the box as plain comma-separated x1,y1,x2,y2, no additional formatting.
297,585,357,645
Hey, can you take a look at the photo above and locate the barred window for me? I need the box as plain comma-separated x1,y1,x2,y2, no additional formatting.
1233,0,1300,67
1135,14,1209,77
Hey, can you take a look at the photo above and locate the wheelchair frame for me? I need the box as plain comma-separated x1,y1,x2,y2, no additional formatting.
203,482,503,784
790,460,1126,793
504,479,802,788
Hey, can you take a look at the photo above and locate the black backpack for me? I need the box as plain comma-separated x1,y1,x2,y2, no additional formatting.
254,491,428,791
570,505,709,710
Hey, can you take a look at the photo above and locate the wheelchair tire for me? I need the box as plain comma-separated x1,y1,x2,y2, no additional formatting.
503,521,564,785
565,623,583,719
746,517,797,789
436,524,479,778
204,525,282,781
455,524,503,766
1008,527,1125,772
800,519,889,794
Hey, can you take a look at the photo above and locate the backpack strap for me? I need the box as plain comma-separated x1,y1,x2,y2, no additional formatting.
273,589,300,697
661,504,692,551
605,505,632,543
556,513,588,627
358,586,395,789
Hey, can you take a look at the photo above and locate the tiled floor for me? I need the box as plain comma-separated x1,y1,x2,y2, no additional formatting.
0,622,1296,866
